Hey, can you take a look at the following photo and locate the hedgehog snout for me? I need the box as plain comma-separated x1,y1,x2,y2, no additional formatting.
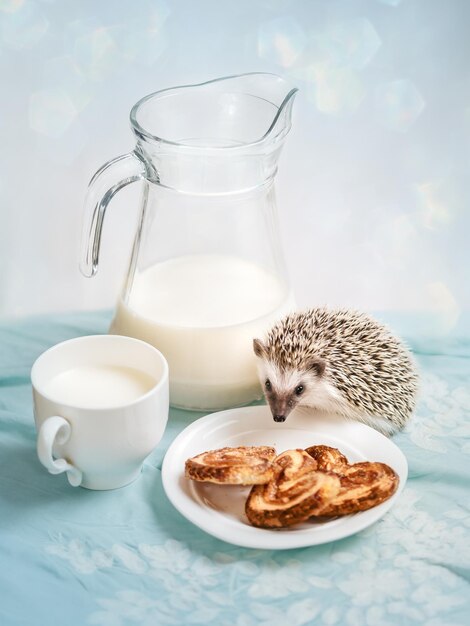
266,394,296,424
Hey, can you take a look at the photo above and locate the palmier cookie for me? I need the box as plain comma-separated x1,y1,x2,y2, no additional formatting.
314,461,399,517
245,449,340,528
185,446,276,485
305,445,349,472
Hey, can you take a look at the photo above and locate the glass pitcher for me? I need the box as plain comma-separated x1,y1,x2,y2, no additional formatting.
80,73,297,411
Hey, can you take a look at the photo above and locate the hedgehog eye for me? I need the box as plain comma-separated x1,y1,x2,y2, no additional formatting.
295,385,304,396
265,379,272,391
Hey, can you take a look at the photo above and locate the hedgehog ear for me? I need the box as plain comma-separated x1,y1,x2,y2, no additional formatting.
308,357,326,377
253,338,266,358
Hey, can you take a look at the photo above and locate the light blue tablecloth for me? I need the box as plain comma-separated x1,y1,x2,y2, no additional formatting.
0,311,469,626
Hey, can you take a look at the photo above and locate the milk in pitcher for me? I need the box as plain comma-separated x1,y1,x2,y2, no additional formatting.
111,255,294,409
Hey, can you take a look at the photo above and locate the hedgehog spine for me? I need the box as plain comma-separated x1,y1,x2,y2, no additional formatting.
253,307,419,435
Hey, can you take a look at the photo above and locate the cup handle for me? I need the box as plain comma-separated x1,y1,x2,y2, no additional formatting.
37,416,83,487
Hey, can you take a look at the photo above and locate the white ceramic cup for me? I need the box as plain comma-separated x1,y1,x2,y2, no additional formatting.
31,335,169,490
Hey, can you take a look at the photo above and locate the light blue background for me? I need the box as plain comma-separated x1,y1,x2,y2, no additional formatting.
0,0,468,328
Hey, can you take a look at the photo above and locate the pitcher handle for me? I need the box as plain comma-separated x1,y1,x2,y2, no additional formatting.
80,151,152,277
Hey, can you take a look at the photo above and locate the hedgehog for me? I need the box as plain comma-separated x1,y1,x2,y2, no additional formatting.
253,308,419,436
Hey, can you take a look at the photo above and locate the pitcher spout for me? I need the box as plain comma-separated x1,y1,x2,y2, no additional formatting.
217,72,298,145
130,72,298,150
263,82,298,145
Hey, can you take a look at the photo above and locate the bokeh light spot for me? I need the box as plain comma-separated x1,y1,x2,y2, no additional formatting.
0,0,25,13
315,18,381,70
74,26,123,81
258,16,307,67
119,19,168,66
415,180,454,230
374,79,425,132
119,0,170,66
29,88,78,137
1,1,48,49
304,64,365,114
69,2,169,79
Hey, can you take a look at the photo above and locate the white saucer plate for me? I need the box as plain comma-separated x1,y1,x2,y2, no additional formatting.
161,406,408,550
